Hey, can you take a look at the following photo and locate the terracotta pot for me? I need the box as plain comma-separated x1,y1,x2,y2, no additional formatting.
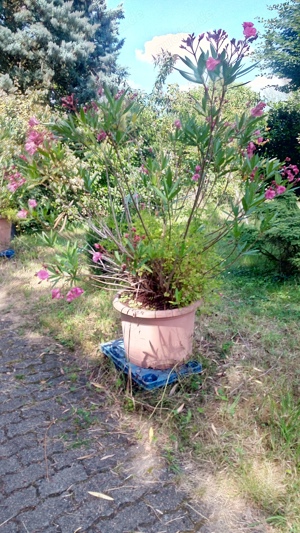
0,218,12,249
113,297,200,370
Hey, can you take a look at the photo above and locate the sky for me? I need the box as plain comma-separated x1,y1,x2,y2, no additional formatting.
107,0,286,97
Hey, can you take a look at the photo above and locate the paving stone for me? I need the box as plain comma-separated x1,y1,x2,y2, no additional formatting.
143,484,186,513
7,418,47,438
96,502,157,533
4,462,47,493
0,456,22,475
20,496,71,531
0,486,38,518
0,319,208,533
38,463,88,497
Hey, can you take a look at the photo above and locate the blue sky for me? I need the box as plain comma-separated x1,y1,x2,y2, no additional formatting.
107,0,284,95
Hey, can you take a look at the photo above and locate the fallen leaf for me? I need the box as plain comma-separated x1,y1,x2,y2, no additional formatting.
91,382,105,390
176,403,185,414
149,427,154,443
169,384,178,396
88,491,114,501
211,423,218,435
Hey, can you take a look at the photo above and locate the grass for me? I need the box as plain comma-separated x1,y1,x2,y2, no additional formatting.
1,230,300,532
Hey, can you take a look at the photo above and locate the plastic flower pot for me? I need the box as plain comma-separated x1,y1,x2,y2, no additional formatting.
0,218,12,249
113,296,201,370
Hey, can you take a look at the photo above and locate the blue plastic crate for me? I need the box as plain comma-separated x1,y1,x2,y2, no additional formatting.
0,249,15,258
100,339,202,390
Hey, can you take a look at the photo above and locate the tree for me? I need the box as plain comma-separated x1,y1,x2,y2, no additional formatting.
257,0,300,91
0,0,125,102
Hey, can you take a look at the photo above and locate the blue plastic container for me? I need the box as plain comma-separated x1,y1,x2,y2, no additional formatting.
0,249,15,258
100,339,202,390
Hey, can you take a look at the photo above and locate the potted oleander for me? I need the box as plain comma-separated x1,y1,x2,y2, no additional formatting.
36,23,298,369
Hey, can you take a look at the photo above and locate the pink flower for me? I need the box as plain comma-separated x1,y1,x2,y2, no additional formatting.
36,269,50,281
28,199,37,208
247,142,256,158
174,119,182,129
250,102,266,117
265,188,276,200
195,165,201,172
192,173,200,181
25,141,38,155
17,209,28,219
66,287,84,303
52,288,63,299
206,57,221,71
61,94,77,111
28,116,39,127
276,185,286,195
97,130,107,142
243,22,257,39
92,252,102,263
140,164,149,175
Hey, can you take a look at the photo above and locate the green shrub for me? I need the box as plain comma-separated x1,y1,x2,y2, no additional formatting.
242,193,300,274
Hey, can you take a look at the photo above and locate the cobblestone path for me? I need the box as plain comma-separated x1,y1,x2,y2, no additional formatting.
0,319,208,533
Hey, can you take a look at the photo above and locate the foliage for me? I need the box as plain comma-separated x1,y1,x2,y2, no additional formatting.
262,95,300,170
257,0,300,91
34,24,297,310
0,0,125,102
240,193,300,274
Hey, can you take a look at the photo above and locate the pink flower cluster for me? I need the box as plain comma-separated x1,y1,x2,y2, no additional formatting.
243,22,257,39
52,287,84,302
206,57,220,71
281,161,300,182
25,129,46,155
17,209,28,219
265,184,286,200
192,165,201,181
140,164,149,175
61,94,77,111
6,171,26,192
97,130,107,142
174,119,182,130
251,102,266,118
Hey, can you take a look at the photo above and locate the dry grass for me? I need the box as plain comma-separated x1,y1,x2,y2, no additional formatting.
1,234,300,533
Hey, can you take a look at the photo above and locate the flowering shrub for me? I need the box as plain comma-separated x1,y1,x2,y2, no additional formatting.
36,23,298,309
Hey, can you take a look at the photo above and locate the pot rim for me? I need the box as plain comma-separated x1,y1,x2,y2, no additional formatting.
113,295,201,319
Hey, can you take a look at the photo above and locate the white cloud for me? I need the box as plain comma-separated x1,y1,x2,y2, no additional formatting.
135,33,189,64
249,75,289,92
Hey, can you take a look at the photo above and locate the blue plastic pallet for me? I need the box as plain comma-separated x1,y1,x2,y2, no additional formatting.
100,339,202,390
0,249,15,258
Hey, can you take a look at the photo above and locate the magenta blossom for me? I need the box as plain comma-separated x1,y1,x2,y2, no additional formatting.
195,165,201,172
28,198,37,208
97,130,107,142
206,57,221,71
192,173,200,181
243,22,257,39
28,116,39,127
276,185,286,195
140,164,149,175
250,102,266,117
174,119,182,129
7,172,26,192
247,142,256,158
92,252,102,263
61,94,77,111
52,288,63,299
66,287,84,303
265,188,276,200
36,269,50,281
16,209,28,219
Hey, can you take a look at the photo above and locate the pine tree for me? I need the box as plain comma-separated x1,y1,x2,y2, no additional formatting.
0,0,125,101
257,0,300,91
